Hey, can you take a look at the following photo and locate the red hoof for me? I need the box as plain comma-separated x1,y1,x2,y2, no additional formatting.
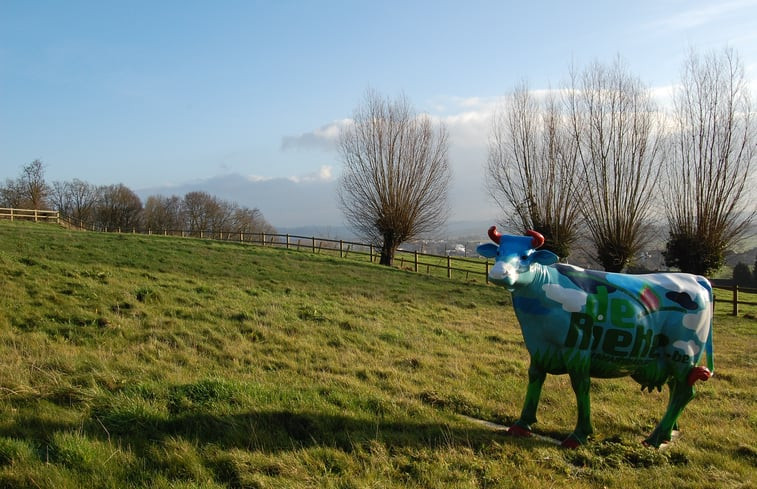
561,436,581,449
687,366,712,386
507,425,533,438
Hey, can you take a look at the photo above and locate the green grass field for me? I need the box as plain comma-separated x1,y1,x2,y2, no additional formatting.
0,221,754,488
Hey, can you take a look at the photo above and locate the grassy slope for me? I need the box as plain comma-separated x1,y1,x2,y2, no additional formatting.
0,221,754,488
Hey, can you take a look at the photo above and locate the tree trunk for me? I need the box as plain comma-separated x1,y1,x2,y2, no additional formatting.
379,232,397,266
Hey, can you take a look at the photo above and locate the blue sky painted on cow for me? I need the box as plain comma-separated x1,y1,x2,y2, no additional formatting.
1,0,756,227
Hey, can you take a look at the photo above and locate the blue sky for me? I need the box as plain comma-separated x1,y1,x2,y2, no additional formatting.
2,0,756,227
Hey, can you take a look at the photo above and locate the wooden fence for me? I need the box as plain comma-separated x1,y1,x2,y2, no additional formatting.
5,209,757,315
52,215,493,284
712,285,757,316
81,227,757,315
0,207,59,223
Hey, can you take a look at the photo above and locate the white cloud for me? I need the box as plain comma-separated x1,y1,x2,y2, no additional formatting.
649,83,676,108
280,119,351,152
240,165,334,184
287,165,335,183
422,95,500,149
440,110,493,148
244,174,273,183
648,0,757,31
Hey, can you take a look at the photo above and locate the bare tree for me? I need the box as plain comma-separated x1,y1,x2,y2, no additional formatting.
663,48,755,276
208,200,235,236
182,191,227,236
1,160,49,209
338,90,451,265
143,194,184,232
94,184,143,231
0,179,23,208
567,58,663,271
20,159,49,209
231,206,276,235
50,179,100,225
49,181,71,217
487,83,582,258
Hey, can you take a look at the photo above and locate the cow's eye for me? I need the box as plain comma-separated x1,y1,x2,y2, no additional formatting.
521,255,529,260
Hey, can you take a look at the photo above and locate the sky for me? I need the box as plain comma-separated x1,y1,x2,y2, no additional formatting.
2,0,756,230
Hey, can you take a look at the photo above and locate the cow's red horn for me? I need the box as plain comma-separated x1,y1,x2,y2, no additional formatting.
488,225,502,244
526,230,545,249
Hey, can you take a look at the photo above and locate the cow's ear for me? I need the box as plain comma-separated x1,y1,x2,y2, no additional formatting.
531,249,559,265
477,243,498,258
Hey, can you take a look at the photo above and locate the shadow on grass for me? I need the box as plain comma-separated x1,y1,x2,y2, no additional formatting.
0,404,534,455
90,409,516,453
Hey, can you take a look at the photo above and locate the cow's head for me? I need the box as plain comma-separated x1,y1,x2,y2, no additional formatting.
477,226,559,289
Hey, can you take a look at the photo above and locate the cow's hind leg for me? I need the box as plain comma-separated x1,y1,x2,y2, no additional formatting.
644,378,694,448
510,363,546,437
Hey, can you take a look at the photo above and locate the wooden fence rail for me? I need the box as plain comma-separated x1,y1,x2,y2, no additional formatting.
0,207,59,223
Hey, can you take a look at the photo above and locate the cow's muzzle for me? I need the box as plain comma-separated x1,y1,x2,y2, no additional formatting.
489,261,518,287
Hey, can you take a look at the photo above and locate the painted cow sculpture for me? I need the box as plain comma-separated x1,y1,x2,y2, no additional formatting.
477,227,713,448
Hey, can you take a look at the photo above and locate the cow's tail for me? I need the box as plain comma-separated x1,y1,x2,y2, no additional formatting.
705,315,714,374
700,277,714,375
686,277,715,387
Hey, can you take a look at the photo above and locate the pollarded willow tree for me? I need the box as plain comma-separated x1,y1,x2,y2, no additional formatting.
663,48,755,276
486,82,583,259
567,58,663,272
338,90,451,266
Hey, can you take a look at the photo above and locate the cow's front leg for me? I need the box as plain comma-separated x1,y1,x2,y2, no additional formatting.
564,369,593,448
510,362,547,437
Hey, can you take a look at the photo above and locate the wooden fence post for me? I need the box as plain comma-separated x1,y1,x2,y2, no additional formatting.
447,256,451,279
286,234,290,249
369,244,373,262
339,240,343,258
414,251,418,272
485,261,489,284
732,285,739,316
312,237,316,254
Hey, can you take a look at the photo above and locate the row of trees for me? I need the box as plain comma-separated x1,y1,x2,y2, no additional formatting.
1,162,275,236
484,48,755,275
336,48,753,275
